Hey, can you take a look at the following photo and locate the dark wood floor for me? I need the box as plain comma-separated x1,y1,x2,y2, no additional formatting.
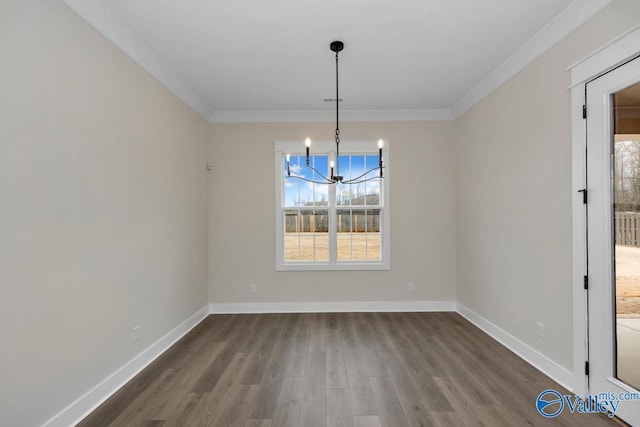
79,312,620,426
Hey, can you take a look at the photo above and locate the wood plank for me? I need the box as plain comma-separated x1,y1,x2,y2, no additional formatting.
369,313,436,426
248,314,300,419
327,388,355,427
353,415,382,427
434,377,488,427
240,314,285,385
369,376,410,427
198,352,251,426
326,312,338,329
190,315,256,393
108,369,180,426
354,313,387,377
474,405,522,427
308,312,326,351
341,315,377,416
272,376,304,427
212,384,260,427
244,420,272,427
300,351,326,427
172,340,226,394
159,392,208,427
284,314,311,377
430,411,467,427
401,314,477,411
326,327,349,389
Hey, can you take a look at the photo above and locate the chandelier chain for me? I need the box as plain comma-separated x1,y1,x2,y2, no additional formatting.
335,50,340,179
284,41,384,186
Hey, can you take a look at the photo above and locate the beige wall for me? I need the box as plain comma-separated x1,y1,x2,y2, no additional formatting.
209,122,456,304
0,1,209,426
454,0,640,370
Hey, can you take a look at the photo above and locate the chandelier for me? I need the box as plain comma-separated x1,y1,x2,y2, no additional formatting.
285,41,384,185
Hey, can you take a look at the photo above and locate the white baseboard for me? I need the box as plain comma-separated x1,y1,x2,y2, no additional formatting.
209,300,456,314
456,303,575,392
44,301,575,427
42,305,210,427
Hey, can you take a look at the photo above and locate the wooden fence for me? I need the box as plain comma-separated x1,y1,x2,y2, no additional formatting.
284,210,380,233
616,212,640,246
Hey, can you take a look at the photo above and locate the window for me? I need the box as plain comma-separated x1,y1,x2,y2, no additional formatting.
275,140,390,270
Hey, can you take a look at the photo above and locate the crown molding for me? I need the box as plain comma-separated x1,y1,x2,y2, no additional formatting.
451,0,613,119
62,0,212,121
63,0,612,124
209,109,454,123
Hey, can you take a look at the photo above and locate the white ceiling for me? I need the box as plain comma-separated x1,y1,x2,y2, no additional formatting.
63,0,612,122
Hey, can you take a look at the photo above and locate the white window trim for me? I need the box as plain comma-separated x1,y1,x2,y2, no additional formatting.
275,139,391,271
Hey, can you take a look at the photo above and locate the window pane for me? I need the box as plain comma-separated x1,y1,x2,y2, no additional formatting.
366,209,381,260
337,183,350,206
337,209,352,260
283,209,329,262
336,209,381,261
335,154,381,206
365,154,381,203
351,209,367,260
283,155,329,207
337,233,352,260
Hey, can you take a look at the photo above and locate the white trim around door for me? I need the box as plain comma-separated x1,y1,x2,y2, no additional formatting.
571,24,640,425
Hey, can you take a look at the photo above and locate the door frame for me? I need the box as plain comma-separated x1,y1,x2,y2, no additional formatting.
570,24,640,397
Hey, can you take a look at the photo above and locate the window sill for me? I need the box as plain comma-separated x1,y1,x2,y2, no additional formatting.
276,261,391,272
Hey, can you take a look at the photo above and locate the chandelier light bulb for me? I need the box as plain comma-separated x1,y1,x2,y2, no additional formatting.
305,138,311,166
378,139,384,148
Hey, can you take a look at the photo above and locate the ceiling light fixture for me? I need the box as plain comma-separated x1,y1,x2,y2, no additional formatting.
286,41,384,184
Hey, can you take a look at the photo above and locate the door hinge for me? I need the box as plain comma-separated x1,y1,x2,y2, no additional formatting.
585,361,590,376
578,189,587,204
583,275,588,290
583,104,587,119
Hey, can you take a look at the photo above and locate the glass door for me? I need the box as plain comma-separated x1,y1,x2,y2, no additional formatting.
586,56,640,425
612,84,640,390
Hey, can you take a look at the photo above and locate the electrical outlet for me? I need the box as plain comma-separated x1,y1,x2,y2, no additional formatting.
536,321,545,338
132,325,141,342
249,283,256,294
408,282,415,292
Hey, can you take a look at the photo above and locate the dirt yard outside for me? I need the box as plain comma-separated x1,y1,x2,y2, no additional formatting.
615,245,640,316
285,232,381,261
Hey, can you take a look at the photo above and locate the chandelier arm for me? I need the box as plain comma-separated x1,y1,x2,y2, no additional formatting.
341,176,383,185
306,164,334,183
287,174,335,185
341,166,384,184
287,163,334,184
341,175,384,185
